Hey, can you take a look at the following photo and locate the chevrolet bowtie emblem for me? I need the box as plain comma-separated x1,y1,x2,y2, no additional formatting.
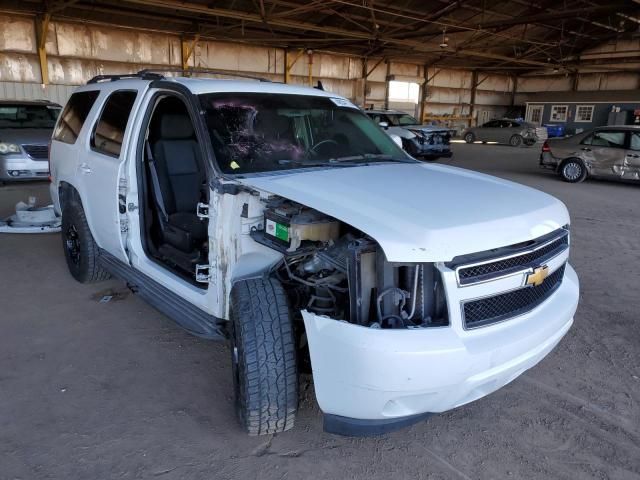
526,265,549,287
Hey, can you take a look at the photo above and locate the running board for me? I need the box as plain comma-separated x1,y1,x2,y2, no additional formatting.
99,249,225,340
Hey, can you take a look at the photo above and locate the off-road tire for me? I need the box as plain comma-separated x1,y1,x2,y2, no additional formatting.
464,132,475,144
229,277,298,436
509,134,523,147
61,200,111,283
559,158,587,183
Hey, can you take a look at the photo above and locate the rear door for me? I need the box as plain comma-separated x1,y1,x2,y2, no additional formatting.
625,130,640,173
79,86,146,263
478,120,501,142
580,129,627,178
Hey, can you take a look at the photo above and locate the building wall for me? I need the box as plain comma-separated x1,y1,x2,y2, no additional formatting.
0,11,637,129
534,102,640,134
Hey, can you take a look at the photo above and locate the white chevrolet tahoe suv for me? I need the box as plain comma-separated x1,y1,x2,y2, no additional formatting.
49,70,579,436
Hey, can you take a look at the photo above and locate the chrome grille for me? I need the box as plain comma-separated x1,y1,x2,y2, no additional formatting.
458,233,568,285
463,264,566,329
22,144,49,159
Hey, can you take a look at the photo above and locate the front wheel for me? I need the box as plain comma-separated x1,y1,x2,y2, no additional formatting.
230,277,298,435
524,138,536,146
61,200,111,283
509,134,523,147
559,159,587,183
464,132,475,144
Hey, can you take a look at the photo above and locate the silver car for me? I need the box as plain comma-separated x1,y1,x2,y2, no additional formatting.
540,125,640,183
0,100,61,183
463,119,543,147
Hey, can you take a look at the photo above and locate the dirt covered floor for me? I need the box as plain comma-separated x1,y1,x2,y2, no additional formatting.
1,143,639,479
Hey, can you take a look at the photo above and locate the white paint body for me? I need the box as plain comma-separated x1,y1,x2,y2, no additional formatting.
49,77,579,422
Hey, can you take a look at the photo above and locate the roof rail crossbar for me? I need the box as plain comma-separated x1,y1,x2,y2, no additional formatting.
137,68,271,82
87,72,164,84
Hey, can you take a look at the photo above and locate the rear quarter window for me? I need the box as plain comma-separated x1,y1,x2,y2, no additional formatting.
53,91,100,144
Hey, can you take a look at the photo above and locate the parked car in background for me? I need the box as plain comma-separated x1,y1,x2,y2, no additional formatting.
0,100,62,183
463,119,545,147
365,109,453,160
540,126,640,183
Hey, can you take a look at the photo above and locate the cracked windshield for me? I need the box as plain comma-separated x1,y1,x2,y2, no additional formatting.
199,92,410,174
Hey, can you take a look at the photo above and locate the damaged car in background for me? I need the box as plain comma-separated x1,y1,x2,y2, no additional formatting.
365,109,453,160
49,71,579,437
540,126,640,183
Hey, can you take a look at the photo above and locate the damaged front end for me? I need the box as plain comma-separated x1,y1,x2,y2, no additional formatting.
250,197,449,330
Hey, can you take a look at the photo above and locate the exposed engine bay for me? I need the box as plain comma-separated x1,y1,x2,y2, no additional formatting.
251,198,449,329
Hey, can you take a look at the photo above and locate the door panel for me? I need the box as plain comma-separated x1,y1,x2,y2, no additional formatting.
580,130,626,178
625,131,640,170
80,88,143,263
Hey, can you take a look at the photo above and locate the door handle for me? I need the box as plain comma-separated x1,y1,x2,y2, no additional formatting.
79,163,92,174
581,147,591,152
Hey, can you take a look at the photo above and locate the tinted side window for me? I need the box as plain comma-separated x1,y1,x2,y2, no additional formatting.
53,91,100,144
483,120,499,128
629,132,640,151
590,131,625,149
91,91,137,157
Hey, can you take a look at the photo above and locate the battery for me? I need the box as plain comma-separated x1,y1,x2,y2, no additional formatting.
264,210,292,247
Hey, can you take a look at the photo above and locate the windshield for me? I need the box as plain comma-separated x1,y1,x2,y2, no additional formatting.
199,93,410,174
388,114,419,126
0,104,61,129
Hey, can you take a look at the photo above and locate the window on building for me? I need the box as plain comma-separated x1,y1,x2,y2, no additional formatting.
575,105,594,123
91,90,137,157
388,81,420,104
53,90,100,144
550,105,568,122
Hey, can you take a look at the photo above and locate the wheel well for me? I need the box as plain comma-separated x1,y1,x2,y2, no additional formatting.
58,181,82,211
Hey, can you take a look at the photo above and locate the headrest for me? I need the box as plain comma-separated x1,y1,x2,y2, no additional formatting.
160,114,195,139
255,112,290,137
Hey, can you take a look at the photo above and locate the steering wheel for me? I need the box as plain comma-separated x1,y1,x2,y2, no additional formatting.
310,139,339,155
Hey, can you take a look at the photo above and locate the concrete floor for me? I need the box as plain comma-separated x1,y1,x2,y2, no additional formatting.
1,144,639,480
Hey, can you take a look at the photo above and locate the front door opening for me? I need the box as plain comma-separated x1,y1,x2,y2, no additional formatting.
140,95,209,285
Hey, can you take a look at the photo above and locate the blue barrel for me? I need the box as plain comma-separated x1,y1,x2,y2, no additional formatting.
544,124,565,137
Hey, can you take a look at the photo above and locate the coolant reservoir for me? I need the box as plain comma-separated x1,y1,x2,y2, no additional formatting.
264,202,340,252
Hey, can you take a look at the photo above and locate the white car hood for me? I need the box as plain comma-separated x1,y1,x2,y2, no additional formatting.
237,163,569,262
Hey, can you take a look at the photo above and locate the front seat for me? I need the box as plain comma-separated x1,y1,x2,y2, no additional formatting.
151,114,207,253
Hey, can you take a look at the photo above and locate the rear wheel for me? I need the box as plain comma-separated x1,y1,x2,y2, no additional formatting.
464,132,475,144
61,200,111,283
559,158,587,183
230,277,298,435
509,134,523,147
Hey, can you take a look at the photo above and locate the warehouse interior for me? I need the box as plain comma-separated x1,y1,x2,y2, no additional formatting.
1,1,640,479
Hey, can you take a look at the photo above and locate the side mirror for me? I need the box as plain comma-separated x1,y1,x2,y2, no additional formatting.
379,121,389,130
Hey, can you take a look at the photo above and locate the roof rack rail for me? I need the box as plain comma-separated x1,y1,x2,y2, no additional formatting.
137,68,272,82
87,72,164,84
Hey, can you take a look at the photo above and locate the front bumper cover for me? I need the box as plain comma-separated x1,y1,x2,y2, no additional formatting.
303,264,578,434
0,155,49,181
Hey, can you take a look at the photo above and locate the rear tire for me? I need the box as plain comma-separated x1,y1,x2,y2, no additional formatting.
230,277,298,436
509,134,523,147
464,132,475,144
61,200,111,283
559,158,587,183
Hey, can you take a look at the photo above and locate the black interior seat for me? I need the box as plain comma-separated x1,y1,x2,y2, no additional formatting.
151,114,207,252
